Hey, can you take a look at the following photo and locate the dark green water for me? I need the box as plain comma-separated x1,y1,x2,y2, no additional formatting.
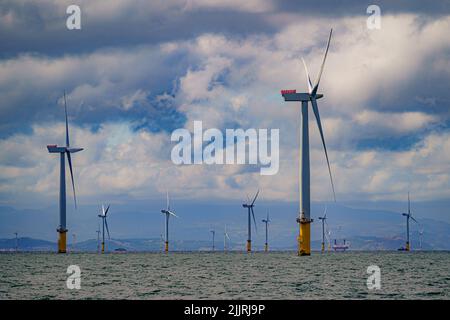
0,251,448,299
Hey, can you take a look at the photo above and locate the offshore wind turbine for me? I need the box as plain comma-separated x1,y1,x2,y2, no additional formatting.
242,190,259,252
419,228,424,250
210,229,215,251
223,225,231,252
161,191,178,252
98,204,111,253
96,224,101,253
318,206,328,253
14,232,18,252
402,192,418,251
47,92,83,253
281,29,336,256
261,211,270,252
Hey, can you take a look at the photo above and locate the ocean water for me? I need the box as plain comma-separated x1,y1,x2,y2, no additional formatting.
0,251,448,299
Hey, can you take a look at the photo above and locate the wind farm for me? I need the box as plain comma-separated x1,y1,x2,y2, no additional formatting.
1,0,449,303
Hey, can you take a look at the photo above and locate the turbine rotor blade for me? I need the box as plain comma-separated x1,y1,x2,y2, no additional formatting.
410,216,418,223
251,189,260,206
311,98,336,201
104,204,110,216
312,28,333,96
64,91,70,148
166,190,170,211
66,151,77,208
169,211,178,218
301,57,313,94
102,204,105,215
105,218,110,239
251,207,258,234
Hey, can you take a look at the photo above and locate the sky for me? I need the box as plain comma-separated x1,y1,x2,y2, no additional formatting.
0,0,449,243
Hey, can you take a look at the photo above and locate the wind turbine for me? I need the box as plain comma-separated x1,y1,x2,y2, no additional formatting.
281,29,336,256
261,211,270,252
210,229,215,251
223,225,231,252
419,227,424,250
318,206,328,253
161,191,178,252
96,224,101,253
98,204,111,253
72,233,76,253
14,232,18,252
242,190,259,252
47,92,83,253
402,192,418,251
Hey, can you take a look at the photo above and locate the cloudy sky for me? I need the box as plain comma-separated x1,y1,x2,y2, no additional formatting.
0,0,449,242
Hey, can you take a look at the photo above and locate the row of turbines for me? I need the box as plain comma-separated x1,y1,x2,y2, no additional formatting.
45,29,422,255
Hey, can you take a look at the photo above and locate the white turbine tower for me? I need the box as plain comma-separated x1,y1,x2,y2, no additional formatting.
223,225,231,252
281,29,336,256
161,191,178,252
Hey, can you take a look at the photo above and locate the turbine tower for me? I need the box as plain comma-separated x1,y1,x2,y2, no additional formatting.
98,204,111,253
261,211,270,252
47,92,83,253
402,192,418,251
96,224,101,254
318,206,328,253
242,190,259,253
14,232,18,252
223,225,231,252
210,229,215,251
281,29,336,256
161,191,178,252
419,228,424,250
72,233,76,253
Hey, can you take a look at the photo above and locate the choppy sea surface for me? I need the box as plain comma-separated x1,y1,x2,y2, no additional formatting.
0,251,448,299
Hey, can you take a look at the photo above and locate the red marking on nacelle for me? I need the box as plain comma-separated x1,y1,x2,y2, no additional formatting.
281,89,296,94
47,144,57,147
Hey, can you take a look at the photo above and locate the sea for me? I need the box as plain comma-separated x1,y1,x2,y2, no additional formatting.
0,251,448,299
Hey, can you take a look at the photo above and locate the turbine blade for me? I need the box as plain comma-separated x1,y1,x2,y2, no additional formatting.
312,28,333,95
64,91,70,147
301,57,313,94
169,211,179,218
251,189,260,206
66,151,77,208
410,216,418,223
251,207,258,234
104,204,110,216
311,98,336,201
105,218,110,239
102,204,105,216
167,190,170,211
324,205,328,218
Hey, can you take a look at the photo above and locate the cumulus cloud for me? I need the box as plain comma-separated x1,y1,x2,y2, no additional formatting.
0,3,449,209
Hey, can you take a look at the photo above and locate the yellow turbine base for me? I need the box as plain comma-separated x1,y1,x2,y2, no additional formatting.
264,243,268,252
101,242,105,253
321,243,325,253
406,242,410,251
298,221,311,256
165,241,169,253
58,231,67,253
246,240,251,253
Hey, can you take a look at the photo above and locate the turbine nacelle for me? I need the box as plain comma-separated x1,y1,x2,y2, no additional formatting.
281,91,324,102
